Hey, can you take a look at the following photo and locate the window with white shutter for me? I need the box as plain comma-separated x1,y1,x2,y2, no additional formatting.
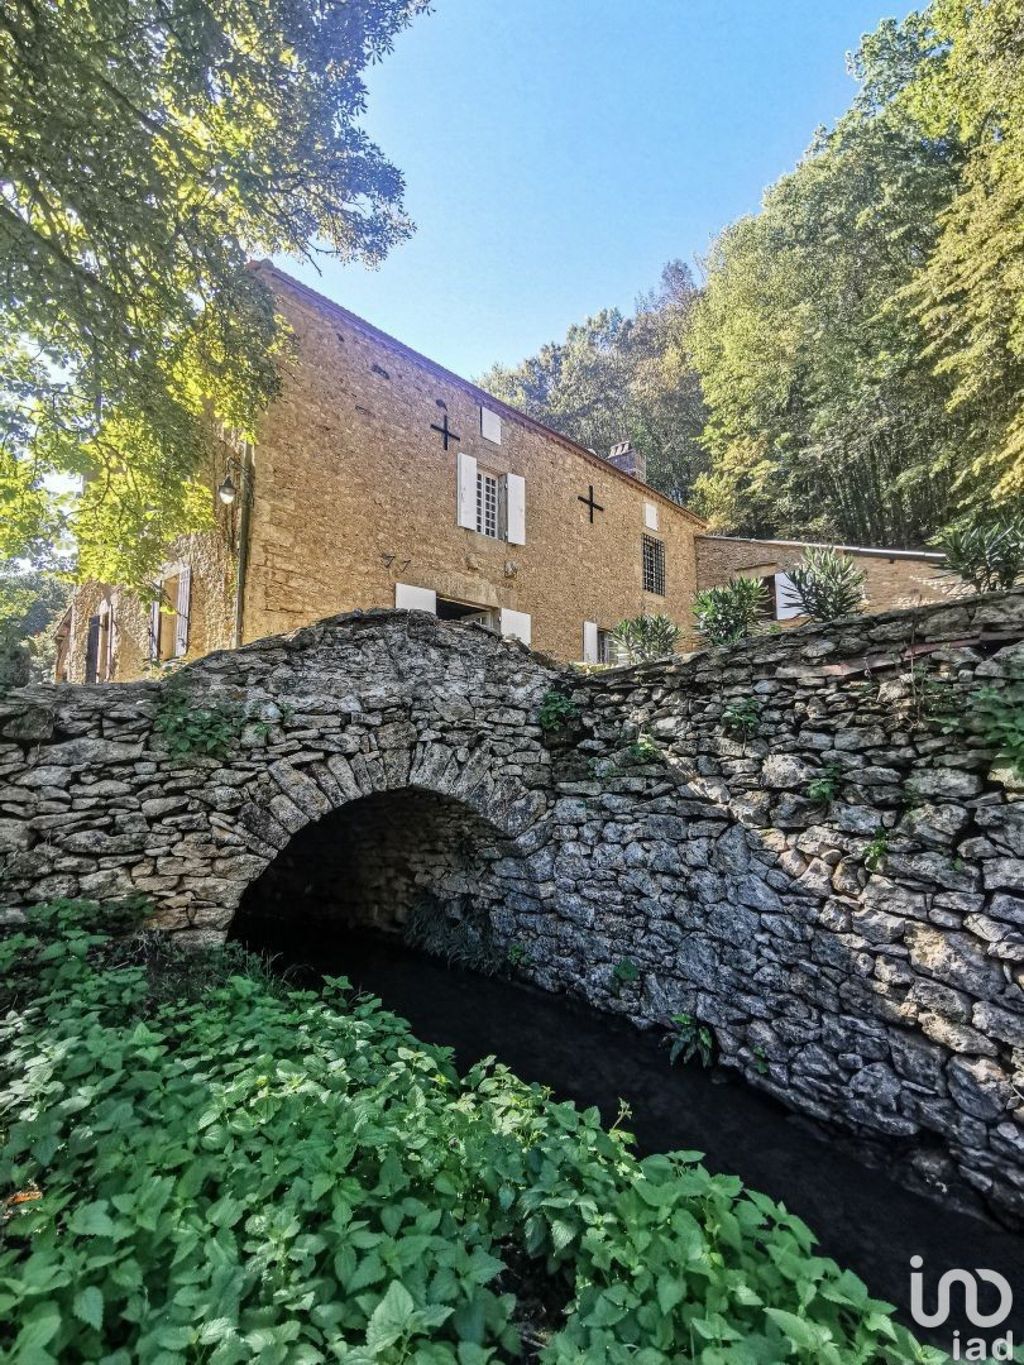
480,407,502,444
456,452,478,529
395,583,437,613
583,620,600,663
499,608,531,646
644,500,659,531
150,563,191,662
504,472,526,544
775,571,802,620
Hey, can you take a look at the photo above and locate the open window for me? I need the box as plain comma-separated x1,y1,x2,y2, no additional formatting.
150,563,191,663
456,454,526,545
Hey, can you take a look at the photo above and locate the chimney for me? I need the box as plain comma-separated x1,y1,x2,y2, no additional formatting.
606,440,646,483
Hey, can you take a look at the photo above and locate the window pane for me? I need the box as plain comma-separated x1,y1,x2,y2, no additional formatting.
642,536,665,596
476,472,498,538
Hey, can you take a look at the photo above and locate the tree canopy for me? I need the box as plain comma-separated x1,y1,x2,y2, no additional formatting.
485,1,1024,549
1,0,427,588
478,262,708,504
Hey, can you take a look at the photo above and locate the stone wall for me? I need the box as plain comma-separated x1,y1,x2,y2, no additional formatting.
3,594,1024,1224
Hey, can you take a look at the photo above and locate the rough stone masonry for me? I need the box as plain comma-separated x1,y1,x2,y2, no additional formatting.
3,592,1024,1227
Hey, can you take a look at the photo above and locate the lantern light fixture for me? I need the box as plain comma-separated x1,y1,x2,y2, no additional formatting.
217,473,237,505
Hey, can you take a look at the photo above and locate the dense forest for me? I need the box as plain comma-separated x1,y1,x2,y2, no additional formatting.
479,0,1024,550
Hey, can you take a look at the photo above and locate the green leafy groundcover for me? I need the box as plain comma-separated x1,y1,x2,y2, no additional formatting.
0,903,944,1364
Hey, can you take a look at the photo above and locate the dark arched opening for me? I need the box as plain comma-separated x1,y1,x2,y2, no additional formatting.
229,786,527,970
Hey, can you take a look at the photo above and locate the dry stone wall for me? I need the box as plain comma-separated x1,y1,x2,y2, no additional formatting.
3,594,1024,1225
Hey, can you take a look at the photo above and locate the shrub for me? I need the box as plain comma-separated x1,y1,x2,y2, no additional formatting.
537,687,580,733
934,512,1024,593
805,761,844,805
153,683,246,760
783,548,865,621
692,576,768,645
721,696,762,739
0,901,937,1363
970,679,1024,779
609,613,681,664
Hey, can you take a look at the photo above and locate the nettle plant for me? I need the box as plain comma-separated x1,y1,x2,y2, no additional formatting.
537,687,581,734
805,761,844,805
721,696,762,739
0,900,942,1363
969,678,1024,779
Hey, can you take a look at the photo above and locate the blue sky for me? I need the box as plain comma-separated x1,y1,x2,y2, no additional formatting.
277,0,915,379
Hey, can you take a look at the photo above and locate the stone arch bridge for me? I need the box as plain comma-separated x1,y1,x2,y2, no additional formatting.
3,596,1024,1226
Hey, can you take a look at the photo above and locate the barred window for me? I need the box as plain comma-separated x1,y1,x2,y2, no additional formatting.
476,470,499,538
642,535,665,596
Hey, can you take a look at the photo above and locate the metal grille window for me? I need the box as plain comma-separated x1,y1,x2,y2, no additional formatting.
642,535,666,596
476,470,499,538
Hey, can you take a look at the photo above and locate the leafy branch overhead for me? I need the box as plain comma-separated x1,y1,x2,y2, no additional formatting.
1,0,428,588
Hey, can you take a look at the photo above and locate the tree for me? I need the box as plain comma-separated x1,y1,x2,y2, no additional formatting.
1,0,428,589
890,0,1024,503
478,262,708,503
688,40,966,547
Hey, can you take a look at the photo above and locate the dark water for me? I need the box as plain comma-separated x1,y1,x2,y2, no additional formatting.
237,921,1023,1356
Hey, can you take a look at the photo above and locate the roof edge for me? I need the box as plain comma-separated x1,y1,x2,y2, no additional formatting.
696,533,943,563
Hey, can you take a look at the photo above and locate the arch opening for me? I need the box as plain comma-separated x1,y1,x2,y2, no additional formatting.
229,787,530,970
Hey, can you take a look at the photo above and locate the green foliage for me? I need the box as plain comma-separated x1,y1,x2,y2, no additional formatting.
609,613,681,664
693,576,768,646
1,0,427,587
0,900,942,1363
478,262,708,504
626,732,661,764
806,762,844,806
0,565,69,687
934,512,1024,593
970,680,1024,779
538,688,581,734
611,958,640,993
864,827,891,872
783,548,866,622
721,696,762,739
666,1013,714,1069
153,684,245,761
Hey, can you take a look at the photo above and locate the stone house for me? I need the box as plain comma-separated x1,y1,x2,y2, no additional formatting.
58,265,954,680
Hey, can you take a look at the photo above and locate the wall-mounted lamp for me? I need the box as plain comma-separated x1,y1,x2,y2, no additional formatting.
217,473,237,505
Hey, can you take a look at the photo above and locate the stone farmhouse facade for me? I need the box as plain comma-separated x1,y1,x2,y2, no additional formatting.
58,265,955,681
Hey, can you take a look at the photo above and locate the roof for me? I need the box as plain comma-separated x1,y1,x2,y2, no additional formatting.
696,534,942,563
253,262,706,528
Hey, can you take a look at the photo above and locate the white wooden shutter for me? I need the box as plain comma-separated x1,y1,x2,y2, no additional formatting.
149,594,161,661
174,566,191,656
583,621,599,663
395,583,437,613
480,407,502,444
644,500,659,531
504,473,526,544
775,571,802,620
499,608,531,646
457,452,477,529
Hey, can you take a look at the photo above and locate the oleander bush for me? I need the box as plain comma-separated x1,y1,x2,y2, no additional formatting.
0,901,942,1363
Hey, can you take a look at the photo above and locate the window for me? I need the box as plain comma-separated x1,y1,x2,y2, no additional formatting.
597,629,618,664
457,454,526,544
150,563,191,663
476,469,499,538
642,535,666,596
480,406,502,444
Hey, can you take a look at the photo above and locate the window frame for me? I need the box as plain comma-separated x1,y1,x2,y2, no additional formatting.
475,468,500,539
642,534,666,597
